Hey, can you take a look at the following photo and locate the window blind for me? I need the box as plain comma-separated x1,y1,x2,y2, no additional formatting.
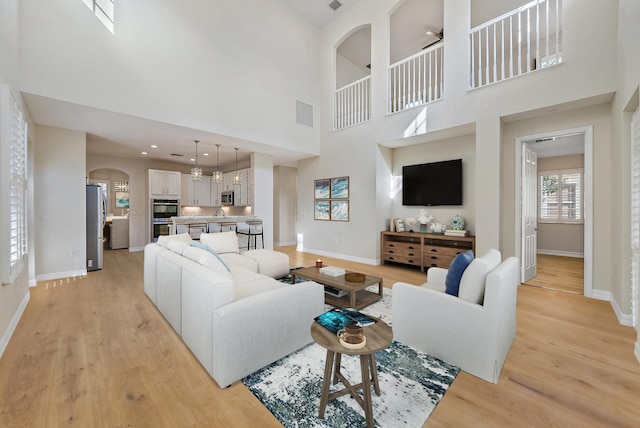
1,86,27,284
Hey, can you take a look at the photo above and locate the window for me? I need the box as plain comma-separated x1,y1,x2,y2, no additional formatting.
1,85,28,284
539,168,583,223
82,0,114,33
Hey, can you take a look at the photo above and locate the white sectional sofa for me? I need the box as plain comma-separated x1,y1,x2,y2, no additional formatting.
143,232,324,388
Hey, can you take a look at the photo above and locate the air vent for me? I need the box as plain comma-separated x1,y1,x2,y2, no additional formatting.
329,1,342,11
296,100,313,127
534,137,555,143
170,153,184,157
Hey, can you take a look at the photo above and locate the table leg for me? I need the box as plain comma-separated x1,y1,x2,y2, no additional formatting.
319,350,335,419
332,353,342,385
291,273,297,284
370,353,381,396
360,355,374,428
350,290,356,308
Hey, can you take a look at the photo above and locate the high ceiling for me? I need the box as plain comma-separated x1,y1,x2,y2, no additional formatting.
25,1,366,170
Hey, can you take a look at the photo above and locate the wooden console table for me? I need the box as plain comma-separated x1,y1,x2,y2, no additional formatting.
381,231,475,272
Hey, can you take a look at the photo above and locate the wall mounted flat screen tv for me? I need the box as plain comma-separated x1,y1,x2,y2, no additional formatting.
402,159,463,206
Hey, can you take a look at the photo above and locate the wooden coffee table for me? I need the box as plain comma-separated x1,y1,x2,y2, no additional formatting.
290,267,383,309
311,316,393,428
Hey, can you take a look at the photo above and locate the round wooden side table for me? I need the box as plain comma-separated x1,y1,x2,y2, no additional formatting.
310,316,393,428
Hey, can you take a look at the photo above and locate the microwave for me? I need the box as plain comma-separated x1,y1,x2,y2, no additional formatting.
221,191,234,206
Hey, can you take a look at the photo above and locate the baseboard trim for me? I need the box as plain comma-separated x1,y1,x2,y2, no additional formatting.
635,341,640,365
274,241,296,247
609,294,635,327
129,246,144,252
537,249,584,258
36,269,87,283
301,247,378,266
0,291,30,359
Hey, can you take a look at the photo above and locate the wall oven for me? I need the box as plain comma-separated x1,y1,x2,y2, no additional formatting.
151,199,179,241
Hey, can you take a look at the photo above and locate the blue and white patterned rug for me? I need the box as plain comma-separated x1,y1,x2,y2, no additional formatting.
242,287,459,428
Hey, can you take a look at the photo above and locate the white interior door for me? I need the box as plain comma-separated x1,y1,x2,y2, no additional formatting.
522,143,538,282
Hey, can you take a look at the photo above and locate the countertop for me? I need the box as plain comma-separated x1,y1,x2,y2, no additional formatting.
171,215,259,225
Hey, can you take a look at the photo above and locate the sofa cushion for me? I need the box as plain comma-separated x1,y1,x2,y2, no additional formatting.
229,265,286,300
242,249,290,278
157,233,192,247
190,241,231,272
167,240,189,255
479,249,501,271
200,231,240,254
183,246,232,279
219,252,258,272
445,250,474,296
458,257,491,304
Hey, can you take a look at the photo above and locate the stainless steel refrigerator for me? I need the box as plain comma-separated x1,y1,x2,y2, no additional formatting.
86,184,104,271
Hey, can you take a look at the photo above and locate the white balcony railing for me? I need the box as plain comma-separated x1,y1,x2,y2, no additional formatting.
470,0,562,89
334,76,371,131
388,42,444,114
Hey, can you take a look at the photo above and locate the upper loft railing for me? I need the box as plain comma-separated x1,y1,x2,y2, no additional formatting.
334,76,371,131
469,0,562,89
388,42,444,114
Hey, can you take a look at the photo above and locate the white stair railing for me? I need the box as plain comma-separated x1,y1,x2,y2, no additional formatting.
334,76,371,131
388,42,444,114
469,0,562,89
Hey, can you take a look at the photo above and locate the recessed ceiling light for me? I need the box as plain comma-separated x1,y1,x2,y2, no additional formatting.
150,144,158,148
141,151,148,155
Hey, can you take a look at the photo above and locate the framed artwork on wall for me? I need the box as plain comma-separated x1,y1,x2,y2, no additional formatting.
331,200,349,221
115,191,130,208
330,176,349,199
314,200,330,220
314,179,330,199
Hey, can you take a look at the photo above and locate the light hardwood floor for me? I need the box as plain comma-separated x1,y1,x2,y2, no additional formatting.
0,246,638,427
524,254,584,294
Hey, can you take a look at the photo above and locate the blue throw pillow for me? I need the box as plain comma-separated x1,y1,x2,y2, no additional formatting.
445,250,474,296
190,241,231,272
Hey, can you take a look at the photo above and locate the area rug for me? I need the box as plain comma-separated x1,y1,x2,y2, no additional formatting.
242,286,459,427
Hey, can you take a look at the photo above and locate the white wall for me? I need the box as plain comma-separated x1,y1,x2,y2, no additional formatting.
297,0,617,264
391,134,477,234
34,125,87,280
19,0,321,156
273,166,297,246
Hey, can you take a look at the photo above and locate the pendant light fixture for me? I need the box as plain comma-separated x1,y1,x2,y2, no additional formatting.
233,147,241,185
190,139,203,181
212,144,223,184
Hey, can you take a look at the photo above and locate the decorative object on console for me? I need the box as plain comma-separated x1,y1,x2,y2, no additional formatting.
417,209,434,233
405,217,417,232
445,229,469,237
429,222,447,234
450,214,465,230
394,218,405,232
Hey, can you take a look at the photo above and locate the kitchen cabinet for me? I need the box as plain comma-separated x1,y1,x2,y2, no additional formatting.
149,169,181,199
211,168,253,206
181,174,212,206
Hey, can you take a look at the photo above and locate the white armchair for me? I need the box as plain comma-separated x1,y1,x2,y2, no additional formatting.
392,251,519,383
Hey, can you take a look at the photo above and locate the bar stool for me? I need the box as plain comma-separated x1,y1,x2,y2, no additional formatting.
188,222,207,240
218,221,237,233
237,220,263,250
